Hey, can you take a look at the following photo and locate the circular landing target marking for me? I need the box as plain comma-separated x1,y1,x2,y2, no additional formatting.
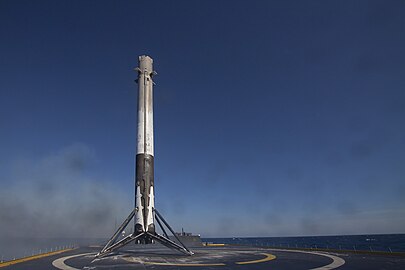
275,249,345,270
236,253,277,265
52,249,345,269
125,252,275,266
52,253,95,270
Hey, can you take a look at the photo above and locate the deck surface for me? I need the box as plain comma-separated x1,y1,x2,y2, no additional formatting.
2,245,405,269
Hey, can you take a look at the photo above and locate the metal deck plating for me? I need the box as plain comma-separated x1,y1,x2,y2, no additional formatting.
3,245,405,270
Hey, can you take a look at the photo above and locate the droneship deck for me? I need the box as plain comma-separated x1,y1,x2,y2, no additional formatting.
2,244,405,270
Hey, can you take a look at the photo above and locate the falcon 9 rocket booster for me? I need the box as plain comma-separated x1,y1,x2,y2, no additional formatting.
134,55,156,241
97,55,193,257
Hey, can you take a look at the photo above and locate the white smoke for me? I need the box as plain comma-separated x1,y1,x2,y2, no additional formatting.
0,143,131,238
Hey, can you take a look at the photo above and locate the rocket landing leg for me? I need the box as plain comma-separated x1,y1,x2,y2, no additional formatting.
96,208,193,258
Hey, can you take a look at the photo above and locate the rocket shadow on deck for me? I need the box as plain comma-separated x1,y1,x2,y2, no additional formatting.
120,248,196,258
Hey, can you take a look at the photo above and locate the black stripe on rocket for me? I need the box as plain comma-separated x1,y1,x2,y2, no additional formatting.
135,153,155,234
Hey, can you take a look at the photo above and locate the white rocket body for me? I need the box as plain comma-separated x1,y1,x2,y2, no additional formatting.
134,55,156,241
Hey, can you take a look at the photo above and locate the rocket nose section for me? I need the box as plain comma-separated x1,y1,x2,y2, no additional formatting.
138,55,154,74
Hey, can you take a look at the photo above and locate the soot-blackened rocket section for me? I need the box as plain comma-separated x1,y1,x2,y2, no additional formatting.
135,55,156,240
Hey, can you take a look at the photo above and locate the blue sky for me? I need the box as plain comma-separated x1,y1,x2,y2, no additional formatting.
0,0,404,238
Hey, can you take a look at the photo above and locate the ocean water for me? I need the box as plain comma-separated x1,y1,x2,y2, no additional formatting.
203,234,405,253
